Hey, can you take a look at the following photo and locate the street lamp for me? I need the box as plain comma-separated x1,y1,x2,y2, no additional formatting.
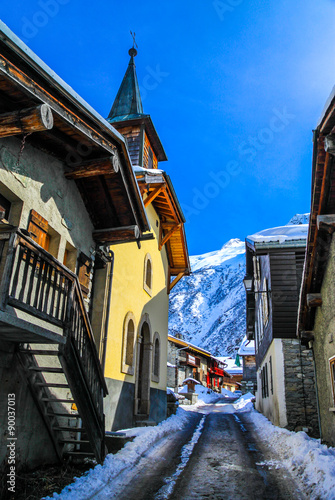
243,274,253,292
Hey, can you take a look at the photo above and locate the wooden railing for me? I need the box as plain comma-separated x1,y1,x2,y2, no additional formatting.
0,228,107,438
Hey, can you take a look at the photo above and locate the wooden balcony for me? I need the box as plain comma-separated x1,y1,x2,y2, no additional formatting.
0,227,108,462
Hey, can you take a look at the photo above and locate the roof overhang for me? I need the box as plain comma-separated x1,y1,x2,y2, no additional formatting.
136,169,191,277
298,94,335,339
0,21,150,238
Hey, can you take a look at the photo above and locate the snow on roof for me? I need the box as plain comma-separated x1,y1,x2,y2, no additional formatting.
238,336,255,356
247,224,308,246
217,356,243,374
182,377,201,384
168,335,211,356
133,165,164,175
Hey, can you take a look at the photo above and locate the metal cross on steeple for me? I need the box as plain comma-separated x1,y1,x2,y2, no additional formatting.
130,31,138,49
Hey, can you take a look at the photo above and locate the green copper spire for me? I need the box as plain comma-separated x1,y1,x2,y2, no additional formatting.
108,47,144,122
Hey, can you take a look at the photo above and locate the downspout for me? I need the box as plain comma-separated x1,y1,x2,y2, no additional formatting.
101,250,114,374
312,345,322,441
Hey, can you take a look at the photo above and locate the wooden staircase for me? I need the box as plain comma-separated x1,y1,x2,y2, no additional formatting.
0,229,108,463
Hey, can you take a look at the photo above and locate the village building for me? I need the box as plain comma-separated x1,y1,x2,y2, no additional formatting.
217,355,243,391
297,87,335,447
167,335,237,393
0,22,151,470
237,336,257,394
167,335,210,390
244,222,319,436
101,48,191,430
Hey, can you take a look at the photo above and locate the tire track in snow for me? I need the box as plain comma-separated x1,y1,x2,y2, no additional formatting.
154,415,206,500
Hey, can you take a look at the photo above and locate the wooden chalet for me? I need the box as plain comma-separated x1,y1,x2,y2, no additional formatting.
297,87,335,446
0,22,149,469
167,335,210,389
244,223,318,434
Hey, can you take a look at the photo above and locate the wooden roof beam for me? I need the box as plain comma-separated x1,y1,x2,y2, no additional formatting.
65,156,119,180
93,225,140,244
0,104,53,137
159,223,181,251
144,185,165,207
168,272,185,295
306,293,322,308
317,214,335,234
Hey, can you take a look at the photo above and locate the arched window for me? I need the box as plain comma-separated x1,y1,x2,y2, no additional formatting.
151,332,160,383
143,253,153,295
121,312,136,375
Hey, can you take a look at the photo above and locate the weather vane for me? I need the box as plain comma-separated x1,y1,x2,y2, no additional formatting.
130,31,138,49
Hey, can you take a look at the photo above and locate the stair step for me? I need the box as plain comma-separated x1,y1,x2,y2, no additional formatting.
53,426,85,432
47,412,80,418
20,350,59,356
29,367,63,373
60,439,90,444
36,383,69,388
42,398,74,403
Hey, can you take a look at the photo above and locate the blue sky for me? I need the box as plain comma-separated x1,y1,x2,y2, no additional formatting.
1,0,335,255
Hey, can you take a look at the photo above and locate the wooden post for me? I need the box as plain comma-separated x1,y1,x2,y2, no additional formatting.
306,293,322,308
0,104,53,137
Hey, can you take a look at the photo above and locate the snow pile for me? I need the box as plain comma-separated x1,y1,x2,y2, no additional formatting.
177,384,222,404
247,410,335,499
221,387,235,397
45,409,191,500
234,392,255,413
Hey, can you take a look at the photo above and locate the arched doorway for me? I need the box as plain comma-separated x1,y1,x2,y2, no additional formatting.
135,318,152,416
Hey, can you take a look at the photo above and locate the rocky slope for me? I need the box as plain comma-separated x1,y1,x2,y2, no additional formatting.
168,238,246,356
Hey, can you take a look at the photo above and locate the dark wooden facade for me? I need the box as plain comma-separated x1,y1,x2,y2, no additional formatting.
245,240,306,367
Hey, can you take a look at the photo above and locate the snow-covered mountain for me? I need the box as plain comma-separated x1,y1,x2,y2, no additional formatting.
168,238,246,356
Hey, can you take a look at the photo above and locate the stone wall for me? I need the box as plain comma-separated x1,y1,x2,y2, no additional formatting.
282,339,319,437
312,233,335,446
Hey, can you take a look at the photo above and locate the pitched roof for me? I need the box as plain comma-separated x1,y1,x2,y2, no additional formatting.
107,48,144,121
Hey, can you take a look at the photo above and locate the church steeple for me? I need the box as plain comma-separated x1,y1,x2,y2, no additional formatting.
108,47,144,122
107,43,168,164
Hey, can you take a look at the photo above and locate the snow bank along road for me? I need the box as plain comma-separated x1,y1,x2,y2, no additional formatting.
48,392,335,500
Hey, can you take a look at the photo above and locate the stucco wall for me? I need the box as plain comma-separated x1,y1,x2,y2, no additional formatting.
312,233,335,446
256,339,287,427
103,203,169,426
0,136,95,261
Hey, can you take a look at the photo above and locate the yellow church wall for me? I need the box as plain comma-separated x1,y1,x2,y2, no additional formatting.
104,202,169,392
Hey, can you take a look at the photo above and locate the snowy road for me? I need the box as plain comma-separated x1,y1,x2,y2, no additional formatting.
100,402,305,500
49,395,335,500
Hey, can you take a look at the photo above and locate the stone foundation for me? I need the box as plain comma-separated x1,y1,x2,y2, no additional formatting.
282,339,319,437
